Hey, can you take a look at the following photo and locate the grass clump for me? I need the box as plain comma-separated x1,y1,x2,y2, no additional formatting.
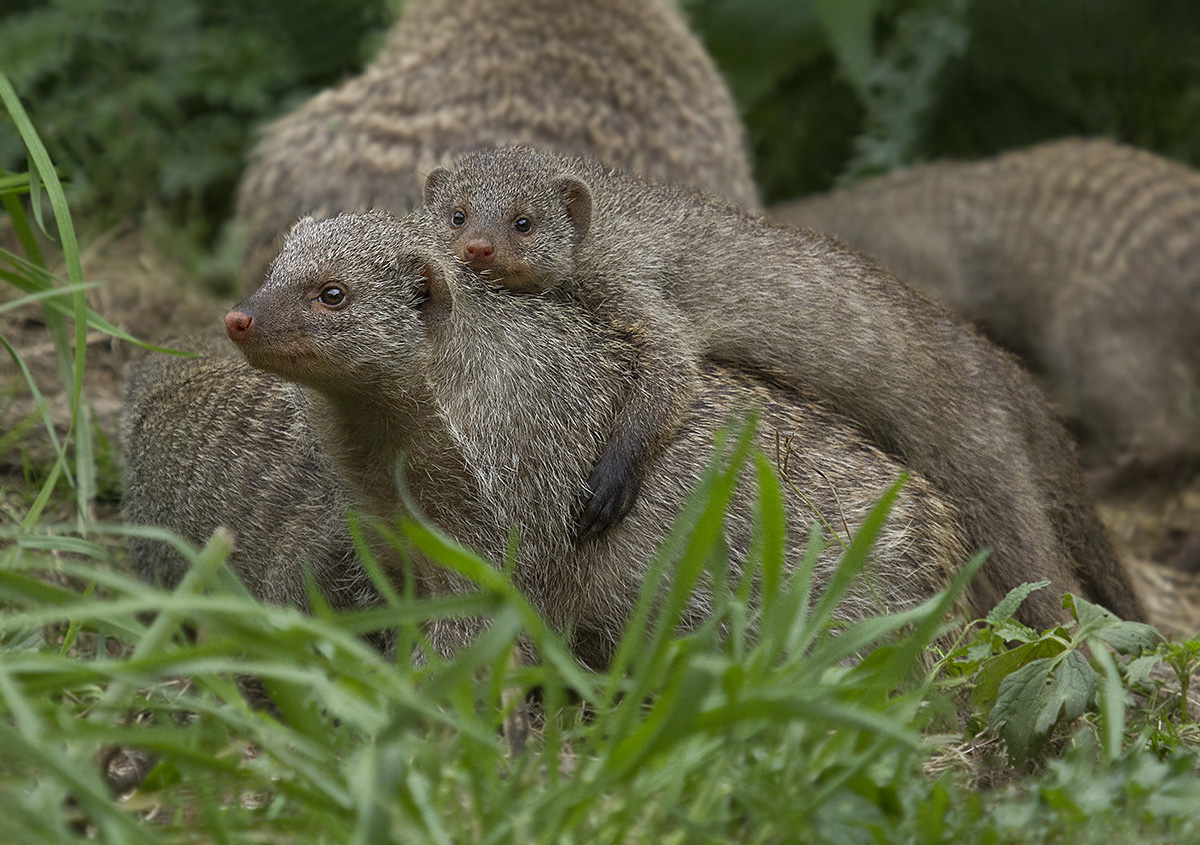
0,454,976,843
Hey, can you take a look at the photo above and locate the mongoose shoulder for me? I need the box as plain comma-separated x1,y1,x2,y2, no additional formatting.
121,334,379,613
226,210,971,668
770,138,1200,479
418,146,1147,630
235,0,757,290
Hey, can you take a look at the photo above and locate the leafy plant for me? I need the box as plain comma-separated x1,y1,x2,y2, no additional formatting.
947,583,1165,763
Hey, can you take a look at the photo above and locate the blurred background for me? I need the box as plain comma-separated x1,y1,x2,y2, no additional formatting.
2,0,1199,292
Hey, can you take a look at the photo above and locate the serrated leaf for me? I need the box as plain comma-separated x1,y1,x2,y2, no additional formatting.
986,581,1050,626
1093,620,1162,656
954,629,1003,670
971,637,1067,710
1063,593,1115,634
1125,654,1164,687
991,651,1096,763
992,618,1039,644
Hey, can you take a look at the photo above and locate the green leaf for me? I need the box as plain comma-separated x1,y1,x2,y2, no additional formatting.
1093,620,1162,656
1090,640,1125,763
972,636,1067,710
992,617,1039,644
986,581,1051,626
990,651,1096,763
1125,654,1164,687
1064,593,1162,654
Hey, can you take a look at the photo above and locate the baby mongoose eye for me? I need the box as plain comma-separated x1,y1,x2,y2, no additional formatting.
316,283,348,308
513,216,533,234
450,209,467,227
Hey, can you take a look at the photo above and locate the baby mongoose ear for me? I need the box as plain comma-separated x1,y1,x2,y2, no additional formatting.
422,167,449,205
290,215,320,235
414,258,454,322
555,177,592,245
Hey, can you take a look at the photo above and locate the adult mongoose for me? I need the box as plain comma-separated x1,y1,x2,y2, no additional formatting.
234,0,758,290
224,210,971,667
771,138,1200,479
121,333,379,613
417,146,1147,630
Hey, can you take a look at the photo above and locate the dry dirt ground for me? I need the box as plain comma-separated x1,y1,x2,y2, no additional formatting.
2,227,1199,636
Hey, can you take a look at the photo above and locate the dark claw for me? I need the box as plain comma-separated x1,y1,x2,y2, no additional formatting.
576,449,643,544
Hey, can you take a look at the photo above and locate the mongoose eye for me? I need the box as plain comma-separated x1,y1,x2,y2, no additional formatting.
513,216,533,234
450,209,466,227
317,283,347,308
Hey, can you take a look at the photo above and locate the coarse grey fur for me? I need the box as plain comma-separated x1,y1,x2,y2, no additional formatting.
421,155,699,539
235,0,758,290
771,138,1200,478
418,146,1147,629
120,334,379,612
227,210,971,668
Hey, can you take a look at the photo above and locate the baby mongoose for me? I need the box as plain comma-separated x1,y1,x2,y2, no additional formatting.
235,0,758,290
121,334,379,613
225,210,971,667
771,138,1200,481
419,146,1147,630
422,158,698,540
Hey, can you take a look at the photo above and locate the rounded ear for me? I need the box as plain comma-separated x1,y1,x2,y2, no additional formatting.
422,167,450,206
288,215,318,238
415,258,454,322
555,177,592,245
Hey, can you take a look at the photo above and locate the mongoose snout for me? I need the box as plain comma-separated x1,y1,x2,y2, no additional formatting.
225,310,254,343
462,239,494,267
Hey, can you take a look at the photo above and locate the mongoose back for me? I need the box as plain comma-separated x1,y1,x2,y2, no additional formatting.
121,334,379,613
225,210,972,667
770,138,1200,477
235,0,758,290
418,146,1147,629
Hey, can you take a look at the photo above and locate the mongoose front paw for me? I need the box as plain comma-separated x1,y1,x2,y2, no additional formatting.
576,452,643,544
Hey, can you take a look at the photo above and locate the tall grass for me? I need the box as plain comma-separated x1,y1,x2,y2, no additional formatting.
0,457,982,843
3,75,1200,844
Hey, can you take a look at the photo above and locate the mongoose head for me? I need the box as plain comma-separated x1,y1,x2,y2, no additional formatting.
225,211,456,398
421,146,593,293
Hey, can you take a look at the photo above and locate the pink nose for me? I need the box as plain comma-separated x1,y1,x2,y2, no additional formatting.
463,240,494,264
225,310,254,342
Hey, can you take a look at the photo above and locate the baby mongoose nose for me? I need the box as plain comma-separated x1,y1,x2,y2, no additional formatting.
463,240,494,264
225,310,254,343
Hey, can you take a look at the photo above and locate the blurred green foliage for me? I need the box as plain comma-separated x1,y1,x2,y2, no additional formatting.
686,0,1200,201
2,0,1200,254
0,0,392,246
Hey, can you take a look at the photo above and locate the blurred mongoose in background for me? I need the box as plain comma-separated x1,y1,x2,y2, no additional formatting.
771,138,1200,480
234,0,758,290
121,334,379,613
225,210,971,667
417,146,1147,629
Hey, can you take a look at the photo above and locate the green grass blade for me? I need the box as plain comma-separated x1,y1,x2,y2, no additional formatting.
1,72,93,525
